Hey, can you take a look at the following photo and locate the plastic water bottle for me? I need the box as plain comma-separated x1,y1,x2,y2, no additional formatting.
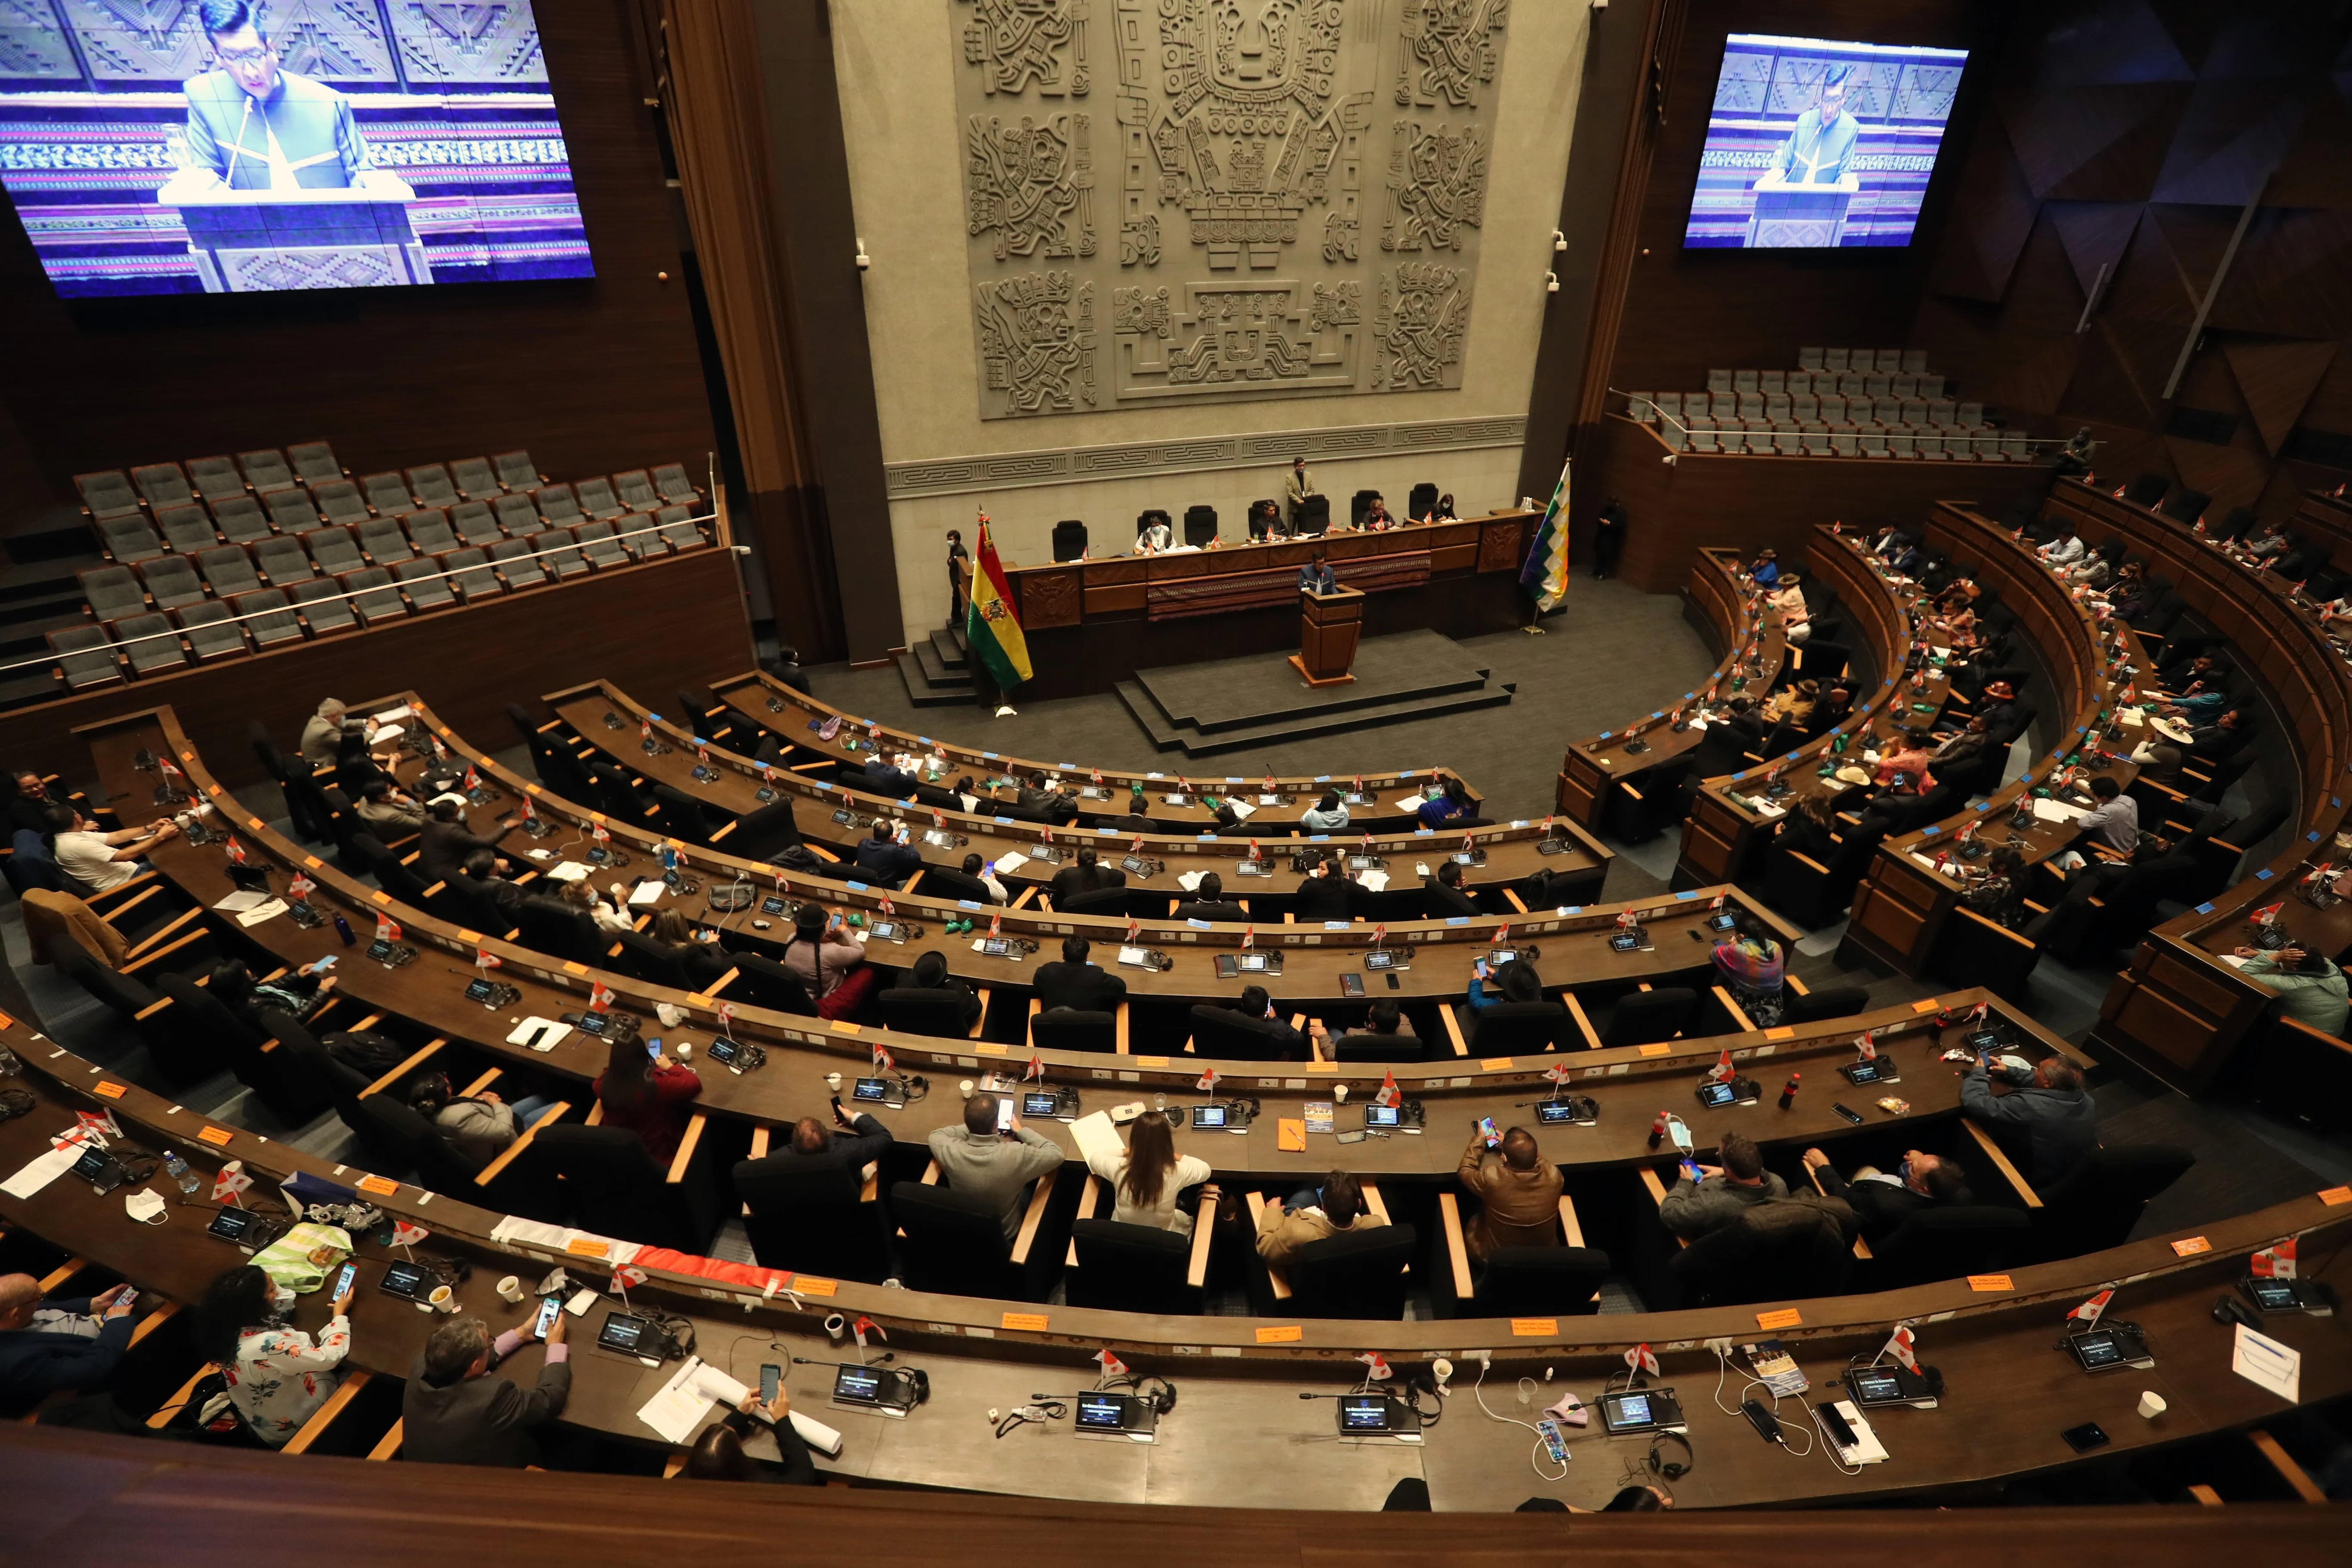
164,1150,200,1195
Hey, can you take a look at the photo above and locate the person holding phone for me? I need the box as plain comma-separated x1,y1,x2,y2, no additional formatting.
590,1030,702,1165
779,902,877,1021
1457,1122,1563,1262
1255,1169,1388,1266
1465,955,1542,1014
683,1387,819,1484
0,1274,137,1404
194,1262,351,1446
402,1308,570,1469
1656,1132,1786,1240
926,1093,1065,1242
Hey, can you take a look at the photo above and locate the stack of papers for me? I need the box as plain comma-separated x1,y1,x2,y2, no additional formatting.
2233,1321,2301,1402
1224,800,1255,820
234,899,288,928
212,889,273,913
2032,796,2090,824
543,861,592,883
991,850,1029,876
628,881,666,907
1068,1110,1124,1166
1392,792,1427,812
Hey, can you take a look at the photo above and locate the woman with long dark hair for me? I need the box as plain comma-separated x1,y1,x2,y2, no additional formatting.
681,1389,818,1484
1416,774,1474,829
193,1262,352,1446
1083,1109,1211,1234
590,1029,702,1164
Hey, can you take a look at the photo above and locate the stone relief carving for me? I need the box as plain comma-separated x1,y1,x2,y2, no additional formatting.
975,271,1097,417
1381,119,1487,251
966,113,1096,261
954,0,1509,418
1395,0,1507,108
1374,263,1469,391
960,0,1089,97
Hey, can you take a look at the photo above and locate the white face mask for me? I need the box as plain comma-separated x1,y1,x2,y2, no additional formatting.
125,1188,167,1225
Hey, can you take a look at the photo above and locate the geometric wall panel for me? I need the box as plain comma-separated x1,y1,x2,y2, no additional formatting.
2047,200,2143,300
2223,338,2340,454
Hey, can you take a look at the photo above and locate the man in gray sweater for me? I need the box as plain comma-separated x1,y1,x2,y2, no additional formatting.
927,1094,1066,1241
1657,1131,1788,1240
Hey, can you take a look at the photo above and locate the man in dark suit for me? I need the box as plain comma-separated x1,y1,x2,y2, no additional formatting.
1800,1147,1971,1243
0,1275,135,1403
1223,985,1308,1056
1049,846,1124,904
734,1103,894,1209
860,754,920,799
417,797,516,885
401,1313,570,1468
1298,552,1339,594
1015,770,1077,820
1173,870,1245,922
1031,934,1128,1013
879,949,982,1033
1960,1053,2098,1186
852,822,922,888
1423,859,1481,918
455,849,529,924
919,855,1001,905
1292,855,1355,923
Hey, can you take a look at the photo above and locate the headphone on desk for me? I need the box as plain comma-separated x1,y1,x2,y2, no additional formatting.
1645,1430,1693,1481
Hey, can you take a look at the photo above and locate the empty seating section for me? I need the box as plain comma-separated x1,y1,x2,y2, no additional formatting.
1629,350,2041,462
54,438,712,689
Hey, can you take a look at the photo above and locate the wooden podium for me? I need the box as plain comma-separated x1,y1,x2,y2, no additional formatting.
1289,586,1365,686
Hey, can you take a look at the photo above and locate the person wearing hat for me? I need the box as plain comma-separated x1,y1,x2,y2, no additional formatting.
1749,548,1781,588
1761,677,1818,729
2130,736,2187,786
1766,571,1810,644
1810,684,1854,736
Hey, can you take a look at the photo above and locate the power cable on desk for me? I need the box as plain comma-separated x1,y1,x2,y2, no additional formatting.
1709,1343,1815,1460
1470,1358,1569,1484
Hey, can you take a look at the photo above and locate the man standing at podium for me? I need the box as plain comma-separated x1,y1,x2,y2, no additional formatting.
1297,551,1338,595
1764,63,1859,187
179,0,379,191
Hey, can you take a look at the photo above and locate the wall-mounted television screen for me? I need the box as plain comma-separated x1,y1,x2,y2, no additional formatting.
1682,34,1968,251
0,0,593,296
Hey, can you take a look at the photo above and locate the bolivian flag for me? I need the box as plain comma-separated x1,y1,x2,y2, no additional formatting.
964,513,1033,691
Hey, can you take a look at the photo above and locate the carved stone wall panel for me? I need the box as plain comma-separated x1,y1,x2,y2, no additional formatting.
957,0,1513,419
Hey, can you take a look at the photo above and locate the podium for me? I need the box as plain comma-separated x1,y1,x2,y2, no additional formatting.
1745,171,1859,249
1289,586,1365,686
166,183,430,292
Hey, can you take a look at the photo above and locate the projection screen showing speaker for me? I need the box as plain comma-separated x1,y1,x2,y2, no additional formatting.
0,0,594,295
1682,34,1969,251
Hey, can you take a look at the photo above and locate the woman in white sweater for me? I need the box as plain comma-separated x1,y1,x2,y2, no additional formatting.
1083,1110,1211,1234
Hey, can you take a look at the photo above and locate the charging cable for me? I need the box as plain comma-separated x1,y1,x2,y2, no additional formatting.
1709,1344,1813,1458
1471,1358,1569,1484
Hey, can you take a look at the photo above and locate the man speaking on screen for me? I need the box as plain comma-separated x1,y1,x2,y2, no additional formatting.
1764,63,1859,187
175,0,401,194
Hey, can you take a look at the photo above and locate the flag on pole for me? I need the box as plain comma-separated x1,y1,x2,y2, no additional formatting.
76,1108,120,1143
1196,1066,1220,1093
1705,1049,1735,1084
872,1041,896,1074
964,513,1034,692
1357,1352,1394,1382
1375,1070,1400,1108
1543,1061,1574,1086
2067,1288,2114,1327
224,836,245,865
2251,1240,2298,1280
391,1220,430,1254
375,914,401,944
1883,1324,1918,1371
588,982,615,1014
1518,456,1572,613
212,1160,252,1206
1097,1348,1129,1377
1624,1342,1659,1377
474,948,501,971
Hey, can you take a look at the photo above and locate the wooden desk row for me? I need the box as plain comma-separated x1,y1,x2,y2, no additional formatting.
547,681,1612,907
1678,529,1942,887
1556,548,1788,825
706,669,1484,836
3,1011,2344,1511
2047,480,2352,1090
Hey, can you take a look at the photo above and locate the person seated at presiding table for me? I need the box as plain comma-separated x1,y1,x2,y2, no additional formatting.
1423,858,1482,918
1085,1108,1211,1234
1248,498,1284,541
1457,1123,1563,1262
591,1030,703,1165
197,1262,352,1447
1134,510,1173,554
1173,870,1247,923
401,1312,569,1469
851,819,922,889
926,1093,1066,1242
1255,1168,1389,1266
1031,934,1128,1013
1049,845,1126,904
1710,909,1786,1027
2233,944,2350,1035
1657,1131,1788,1240
1300,788,1349,832
780,902,876,1019
1961,1050,2097,1187
354,776,426,833
0,1274,136,1403
1298,551,1339,594
1799,1146,1972,1244
416,796,517,885
882,948,983,1033
1292,852,1356,923
1466,955,1542,1014
735,1100,893,1205
859,751,920,799
45,803,177,895
1417,775,1475,829
1361,495,1394,530
684,1389,818,1484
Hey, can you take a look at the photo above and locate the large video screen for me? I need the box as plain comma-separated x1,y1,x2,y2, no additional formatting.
1683,34,1968,250
0,0,593,296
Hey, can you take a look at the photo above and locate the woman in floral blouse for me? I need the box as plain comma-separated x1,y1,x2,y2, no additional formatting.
194,1263,352,1446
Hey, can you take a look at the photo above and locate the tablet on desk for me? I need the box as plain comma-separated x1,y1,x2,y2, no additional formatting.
596,1311,655,1358
1337,1393,1407,1436
852,1077,903,1107
1363,1104,1399,1129
379,1258,431,1300
1190,1104,1228,1130
977,936,1018,958
1363,948,1407,970
1074,1391,1153,1439
1598,1388,1682,1435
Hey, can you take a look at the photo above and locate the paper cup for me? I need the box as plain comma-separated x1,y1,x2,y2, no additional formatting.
495,1275,524,1304
428,1284,455,1313
960,1079,976,1099
2137,1391,2166,1420
1332,1083,1350,1103
825,1072,842,1091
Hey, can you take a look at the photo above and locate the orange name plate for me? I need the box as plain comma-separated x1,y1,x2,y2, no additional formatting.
1306,1060,1338,1073
1254,1325,1303,1344
792,1275,838,1297
1756,1307,1803,1330
973,1043,1009,1056
355,1175,399,1197
196,1125,235,1146
1764,1027,1796,1040
1637,1043,1672,1057
92,1081,128,1100
1480,1057,1513,1071
2171,1235,2212,1257
1135,1056,1170,1067
565,1238,611,1258
1967,1274,2013,1292
1911,998,1940,1012
2321,1186,2352,1207
828,1020,862,1034
1001,1312,1049,1332
1510,1318,1559,1337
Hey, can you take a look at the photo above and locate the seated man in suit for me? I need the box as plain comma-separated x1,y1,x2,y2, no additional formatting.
1799,1146,1971,1244
1292,853,1355,923
1209,985,1309,1059
1961,1052,2098,1187
851,820,922,889
735,1100,895,1205
0,1275,136,1404
879,948,982,1033
1031,934,1128,1014
859,753,920,799
456,848,529,924
1173,870,1246,923
1049,846,1125,906
1015,769,1077,820
920,853,1005,905
416,797,517,886
1422,859,1482,918
403,1313,570,1469
1297,551,1339,595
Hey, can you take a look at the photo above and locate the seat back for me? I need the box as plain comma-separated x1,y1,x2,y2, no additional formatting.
891,1181,1014,1295
48,626,121,690
288,441,341,485
615,470,660,510
489,536,551,586
1600,987,1697,1047
405,509,458,554
303,525,364,575
1188,1004,1303,1061
99,515,164,564
287,575,357,633
1669,1201,1850,1307
312,480,368,525
197,545,260,597
1051,519,1088,561
450,500,501,546
252,535,312,584
878,987,974,1038
1867,1207,2030,1289
393,557,456,609
514,895,604,965
1478,1246,1612,1317
132,461,193,509
1785,984,1869,1023
158,504,216,554
1067,1218,1193,1312
360,471,413,514
138,554,205,609
445,547,501,600
1032,1008,1117,1054
493,449,539,489
738,1160,890,1281
117,612,187,674
535,485,585,526
450,456,499,500
408,463,459,506
1330,1032,1424,1063
576,476,624,517
533,528,588,576
239,448,295,492
1183,505,1217,545
728,952,819,1014
1467,1002,1565,1054
493,493,540,534
80,566,144,622
527,1124,707,1251
176,600,247,660
1288,1225,1417,1319
358,517,413,563
2034,1146,2194,1258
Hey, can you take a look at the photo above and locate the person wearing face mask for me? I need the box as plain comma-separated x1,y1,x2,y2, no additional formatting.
194,1262,352,1445
1798,1147,1973,1244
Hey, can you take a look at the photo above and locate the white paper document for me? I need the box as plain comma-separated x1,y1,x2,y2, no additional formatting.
2032,796,2090,824
638,1357,717,1443
1068,1109,1125,1167
1224,800,1255,820
990,851,1028,876
628,881,666,907
1826,1400,1889,1464
544,860,591,883
211,889,271,913
1,1142,85,1200
371,705,414,726
234,899,288,928
1392,792,1426,812
1357,869,1391,892
1175,870,1205,892
2233,1321,2301,1402
370,725,407,747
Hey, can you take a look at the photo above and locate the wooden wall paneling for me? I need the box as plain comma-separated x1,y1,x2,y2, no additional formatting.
0,0,715,504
